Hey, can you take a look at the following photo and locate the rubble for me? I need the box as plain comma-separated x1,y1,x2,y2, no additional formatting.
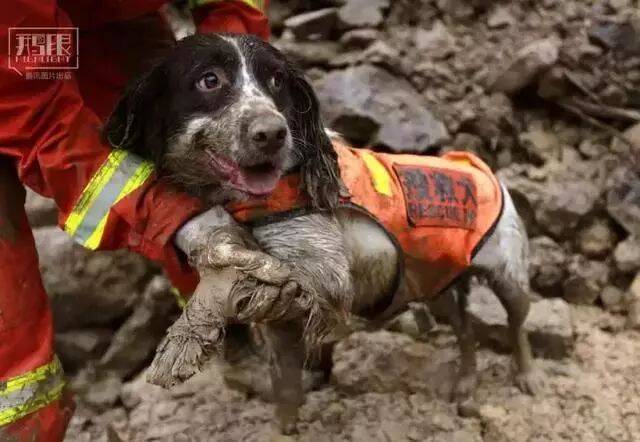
607,166,640,237
34,226,150,331
576,218,618,258
97,276,179,378
55,329,112,371
331,330,456,397
337,0,389,29
626,272,640,329
284,8,337,41
317,64,449,150
488,38,560,95
467,285,574,359
613,236,640,273
528,236,567,295
563,255,610,305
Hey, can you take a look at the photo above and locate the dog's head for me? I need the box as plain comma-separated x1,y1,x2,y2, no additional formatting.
104,34,340,208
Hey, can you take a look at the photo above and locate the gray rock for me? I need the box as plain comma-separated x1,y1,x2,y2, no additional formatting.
467,285,573,359
610,123,640,155
528,236,567,295
576,218,618,259
518,129,561,165
414,20,456,60
55,328,112,371
536,179,601,238
384,302,437,339
337,0,389,29
488,38,560,95
267,0,304,29
562,255,610,305
34,226,151,331
607,166,640,237
601,286,626,313
84,374,123,410
332,330,457,397
627,272,640,329
613,236,640,273
317,65,449,151
589,21,640,54
435,0,474,21
274,34,341,67
98,276,179,378
284,8,337,41
339,28,379,49
487,5,515,28
25,188,57,227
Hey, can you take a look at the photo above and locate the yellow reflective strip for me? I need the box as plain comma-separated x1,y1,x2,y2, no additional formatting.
189,0,265,11
361,152,393,197
64,150,127,236
171,287,188,309
1,357,62,396
82,161,154,250
0,380,65,426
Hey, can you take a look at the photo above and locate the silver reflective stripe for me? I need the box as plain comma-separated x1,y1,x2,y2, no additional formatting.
0,357,65,426
72,153,145,245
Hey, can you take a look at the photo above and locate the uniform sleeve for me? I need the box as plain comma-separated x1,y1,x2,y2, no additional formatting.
191,0,270,40
0,4,203,294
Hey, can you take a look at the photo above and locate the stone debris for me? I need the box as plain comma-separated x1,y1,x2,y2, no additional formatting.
284,8,338,41
317,64,449,150
467,284,574,359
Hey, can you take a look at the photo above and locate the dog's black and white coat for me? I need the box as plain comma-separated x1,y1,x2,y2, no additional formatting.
105,34,541,434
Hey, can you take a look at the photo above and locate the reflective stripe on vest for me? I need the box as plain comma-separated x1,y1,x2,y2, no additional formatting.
64,150,153,250
188,0,266,12
0,357,65,426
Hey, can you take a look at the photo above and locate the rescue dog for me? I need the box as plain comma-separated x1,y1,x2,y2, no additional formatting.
105,34,542,433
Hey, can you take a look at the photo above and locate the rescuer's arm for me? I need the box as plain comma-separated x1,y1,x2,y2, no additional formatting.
0,0,284,296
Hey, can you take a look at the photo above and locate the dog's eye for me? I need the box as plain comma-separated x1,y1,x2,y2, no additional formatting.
197,72,220,91
269,72,283,92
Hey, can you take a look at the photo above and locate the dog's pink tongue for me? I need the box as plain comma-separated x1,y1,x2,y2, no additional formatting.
233,169,280,196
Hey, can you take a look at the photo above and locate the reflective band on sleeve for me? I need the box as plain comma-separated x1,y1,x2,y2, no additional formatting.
0,357,65,426
64,150,154,250
188,0,266,12
362,152,393,197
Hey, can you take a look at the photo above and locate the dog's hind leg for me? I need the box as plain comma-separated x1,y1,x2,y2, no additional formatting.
431,277,478,412
263,321,305,435
471,184,542,395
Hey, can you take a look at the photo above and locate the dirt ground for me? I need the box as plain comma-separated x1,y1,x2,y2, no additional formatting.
65,305,640,441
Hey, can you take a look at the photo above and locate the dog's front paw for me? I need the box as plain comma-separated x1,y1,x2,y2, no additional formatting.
515,367,545,395
147,326,222,388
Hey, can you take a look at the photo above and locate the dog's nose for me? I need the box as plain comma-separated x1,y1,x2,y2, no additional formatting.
249,115,288,154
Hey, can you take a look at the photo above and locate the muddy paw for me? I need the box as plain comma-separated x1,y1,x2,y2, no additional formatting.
515,368,545,395
147,328,222,388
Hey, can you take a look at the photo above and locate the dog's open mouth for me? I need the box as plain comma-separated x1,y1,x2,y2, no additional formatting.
206,151,281,197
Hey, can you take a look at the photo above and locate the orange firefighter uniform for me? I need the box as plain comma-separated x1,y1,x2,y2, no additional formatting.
0,1,269,440
227,142,504,314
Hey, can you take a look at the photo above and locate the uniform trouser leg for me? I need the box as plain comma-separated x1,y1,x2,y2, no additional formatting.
0,159,73,442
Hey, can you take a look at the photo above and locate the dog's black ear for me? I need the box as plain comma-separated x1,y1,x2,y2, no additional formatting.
103,63,167,165
288,69,342,210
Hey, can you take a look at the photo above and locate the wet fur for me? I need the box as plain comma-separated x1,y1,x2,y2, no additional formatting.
105,34,539,434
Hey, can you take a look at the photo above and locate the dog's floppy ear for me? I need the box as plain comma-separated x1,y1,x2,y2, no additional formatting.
288,69,342,210
103,63,167,165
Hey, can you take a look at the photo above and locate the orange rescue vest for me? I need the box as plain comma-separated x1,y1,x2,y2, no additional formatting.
226,142,503,312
